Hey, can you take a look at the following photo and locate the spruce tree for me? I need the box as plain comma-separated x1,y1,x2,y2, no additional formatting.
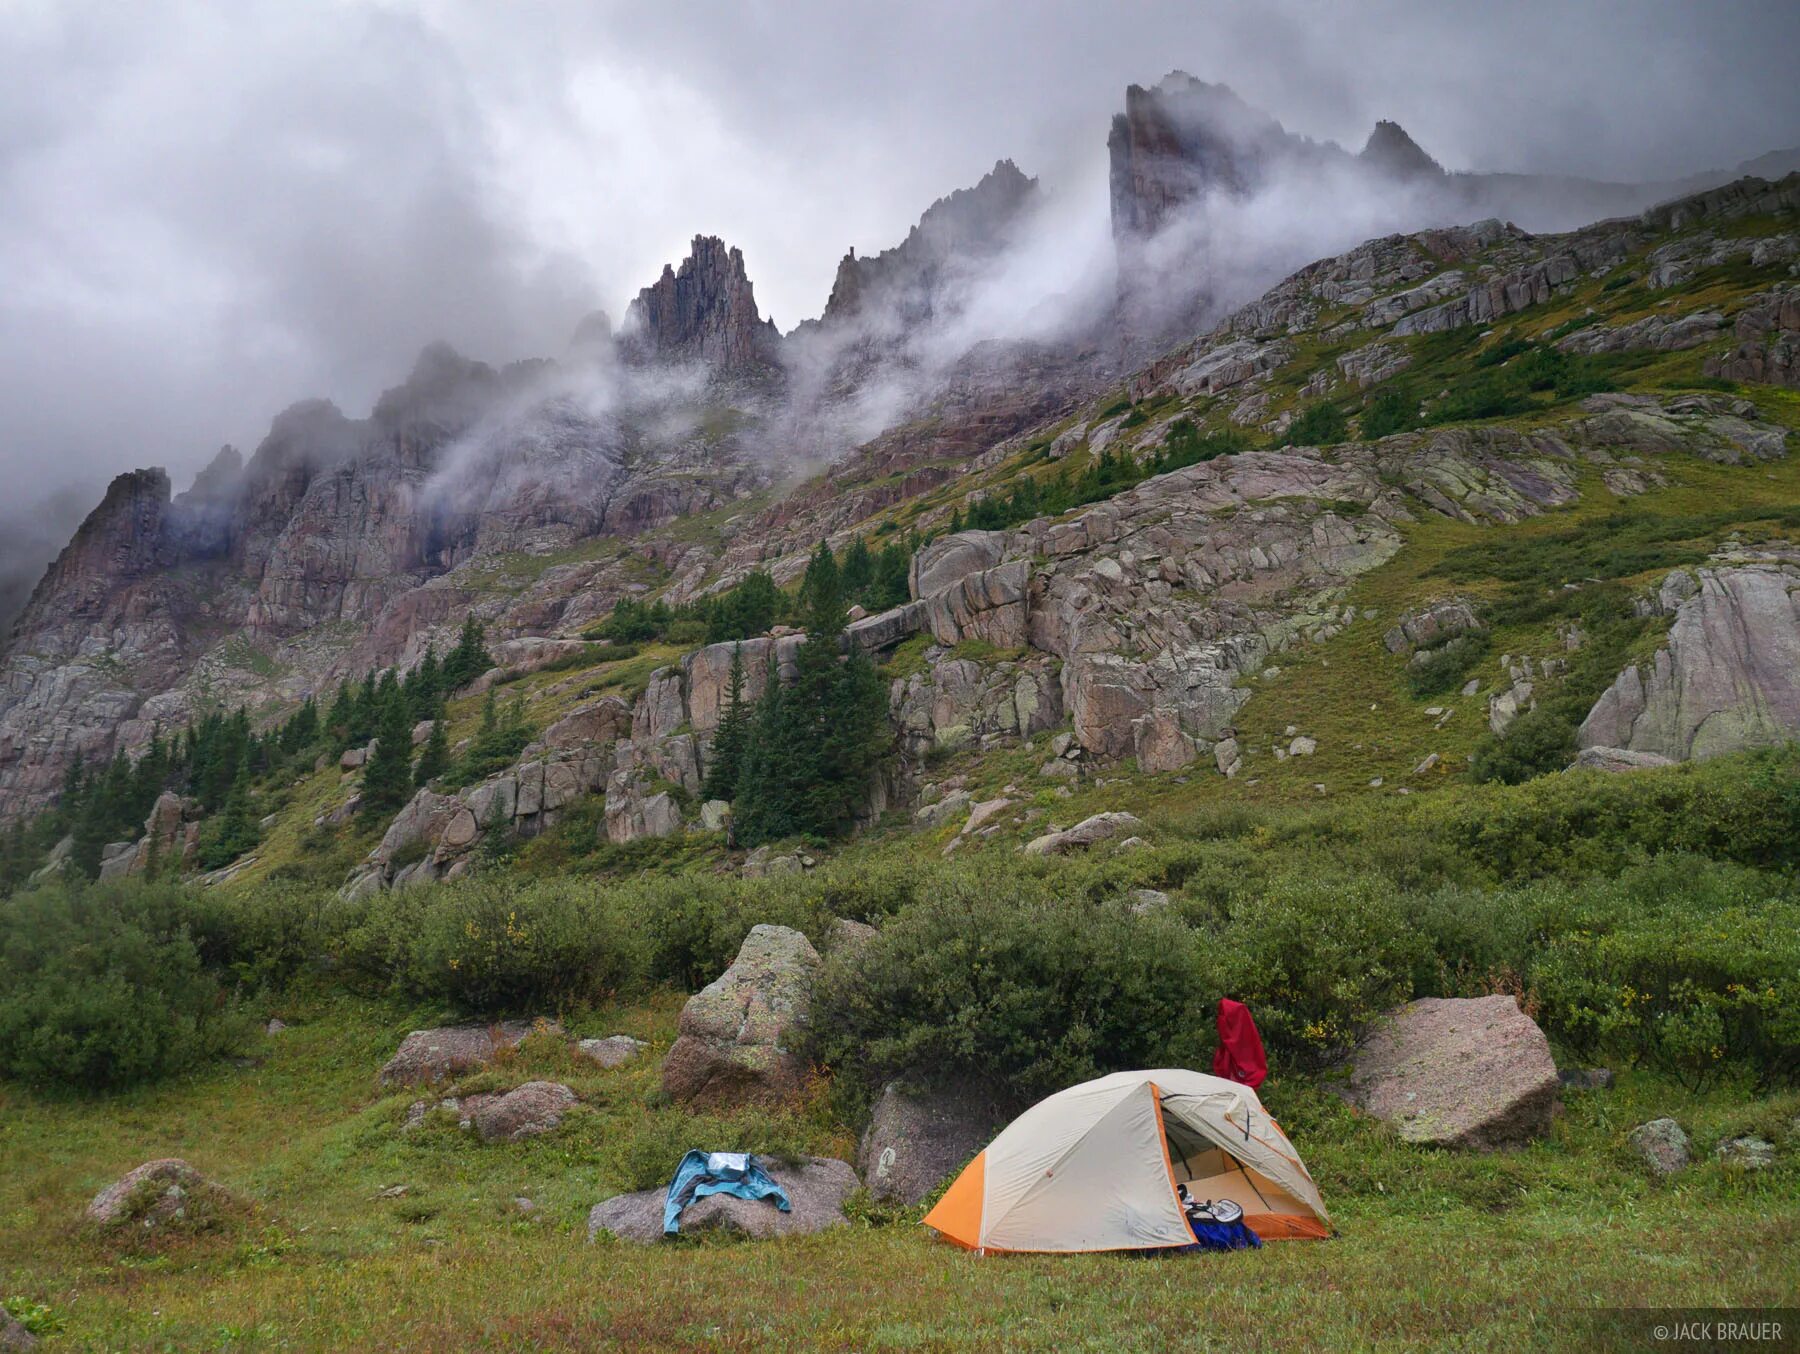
701,644,753,802
325,680,355,748
443,616,491,691
204,748,261,869
733,652,800,845
361,684,417,818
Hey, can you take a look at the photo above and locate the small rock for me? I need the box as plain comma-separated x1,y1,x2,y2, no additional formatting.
85,1159,227,1230
1128,889,1170,914
826,917,878,954
699,799,731,832
1413,753,1441,775
265,1018,288,1035
0,1311,36,1352
1629,1118,1691,1176
1715,1136,1776,1171
961,797,1011,835
1038,758,1079,780
513,1196,536,1213
470,1081,577,1143
1048,732,1074,758
1557,1068,1615,1092
575,1036,649,1069
1289,736,1317,756
379,1020,557,1086
375,1184,410,1199
1023,812,1144,857
1368,777,1383,788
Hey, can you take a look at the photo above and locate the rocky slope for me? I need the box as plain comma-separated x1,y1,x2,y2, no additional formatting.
4,76,1800,841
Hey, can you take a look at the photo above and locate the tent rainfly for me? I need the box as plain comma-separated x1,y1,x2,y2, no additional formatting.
923,1068,1331,1254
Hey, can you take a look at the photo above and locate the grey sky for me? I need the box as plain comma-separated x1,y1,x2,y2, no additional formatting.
2,0,1796,502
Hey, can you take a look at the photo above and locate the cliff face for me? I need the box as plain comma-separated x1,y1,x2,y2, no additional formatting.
622,236,780,374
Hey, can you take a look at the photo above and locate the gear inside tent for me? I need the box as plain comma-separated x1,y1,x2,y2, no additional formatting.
922,1068,1330,1254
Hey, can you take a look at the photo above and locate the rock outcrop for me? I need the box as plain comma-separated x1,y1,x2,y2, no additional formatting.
1579,563,1800,761
1023,811,1144,857
1344,995,1561,1148
661,925,821,1108
468,1081,577,1142
587,1156,858,1243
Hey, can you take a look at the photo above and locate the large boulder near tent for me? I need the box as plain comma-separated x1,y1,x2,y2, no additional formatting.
857,1081,1003,1206
85,1159,234,1233
1343,995,1560,1148
378,1019,558,1086
660,925,820,1109
586,1157,859,1244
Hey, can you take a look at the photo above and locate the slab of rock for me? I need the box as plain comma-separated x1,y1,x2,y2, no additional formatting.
1344,995,1560,1148
378,1019,554,1086
858,1082,1000,1206
1629,1118,1691,1176
85,1159,227,1230
576,1036,648,1069
1572,746,1678,773
1579,565,1800,761
470,1081,577,1142
1715,1136,1776,1171
1023,811,1144,857
825,917,878,954
587,1156,858,1243
661,925,821,1108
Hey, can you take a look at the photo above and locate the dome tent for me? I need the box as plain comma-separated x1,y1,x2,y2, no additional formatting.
922,1068,1330,1253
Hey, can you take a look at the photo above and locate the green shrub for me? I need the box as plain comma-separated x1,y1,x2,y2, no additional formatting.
1404,632,1490,698
0,880,248,1089
1359,386,1419,440
1209,873,1428,1062
808,873,1208,1110
1282,401,1349,447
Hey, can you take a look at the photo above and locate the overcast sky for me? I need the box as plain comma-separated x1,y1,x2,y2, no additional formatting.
3,0,1797,503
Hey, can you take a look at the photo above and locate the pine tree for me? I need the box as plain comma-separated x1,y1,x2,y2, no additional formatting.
361,684,417,818
410,646,442,719
701,644,753,802
872,543,911,610
204,748,261,869
414,717,449,788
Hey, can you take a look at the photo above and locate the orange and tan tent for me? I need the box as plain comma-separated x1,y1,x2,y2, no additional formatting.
923,1068,1330,1254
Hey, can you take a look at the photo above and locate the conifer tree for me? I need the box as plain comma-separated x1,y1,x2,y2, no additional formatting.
840,537,874,603
361,684,417,818
701,644,753,802
205,747,261,868
443,616,492,691
732,652,799,844
325,680,355,747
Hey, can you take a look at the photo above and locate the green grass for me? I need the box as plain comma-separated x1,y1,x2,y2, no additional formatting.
1,992,1794,1351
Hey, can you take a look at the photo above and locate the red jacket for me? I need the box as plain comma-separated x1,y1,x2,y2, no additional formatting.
1212,998,1268,1089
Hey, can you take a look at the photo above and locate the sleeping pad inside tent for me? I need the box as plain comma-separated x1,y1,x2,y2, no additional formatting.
922,1067,1331,1254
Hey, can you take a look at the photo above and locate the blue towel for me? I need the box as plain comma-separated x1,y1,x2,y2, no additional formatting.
1184,1216,1262,1251
662,1151,791,1235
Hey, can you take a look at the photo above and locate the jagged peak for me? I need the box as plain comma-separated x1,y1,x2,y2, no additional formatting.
620,234,778,373
1360,119,1444,178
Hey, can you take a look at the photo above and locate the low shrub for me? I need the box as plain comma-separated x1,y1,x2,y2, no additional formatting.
396,876,653,1014
0,880,248,1089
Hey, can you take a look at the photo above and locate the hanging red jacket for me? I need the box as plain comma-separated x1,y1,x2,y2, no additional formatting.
1212,997,1268,1089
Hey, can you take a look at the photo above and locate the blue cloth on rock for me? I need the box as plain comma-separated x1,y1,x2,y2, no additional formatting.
662,1150,791,1235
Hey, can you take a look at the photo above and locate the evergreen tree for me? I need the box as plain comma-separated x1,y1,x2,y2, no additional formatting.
348,671,380,745
871,543,911,610
701,644,753,802
443,616,491,691
409,646,442,719
325,680,355,747
414,717,449,788
361,684,417,818
733,652,802,845
0,817,29,895
203,748,261,869
840,537,874,603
